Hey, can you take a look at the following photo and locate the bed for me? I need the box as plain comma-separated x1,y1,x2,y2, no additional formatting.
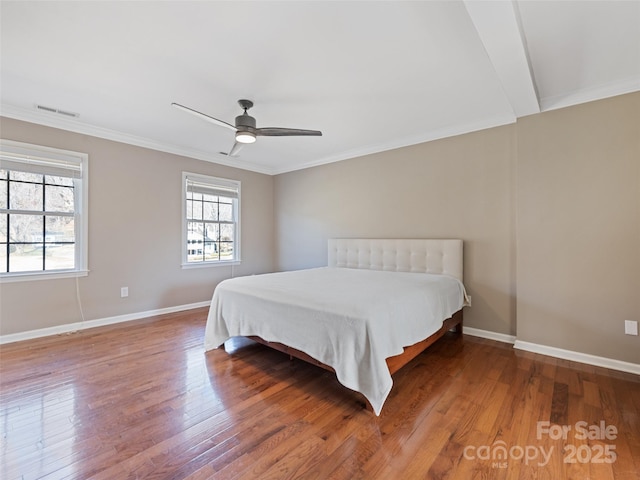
204,238,469,415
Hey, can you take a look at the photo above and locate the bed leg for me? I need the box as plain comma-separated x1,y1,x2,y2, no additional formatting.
453,310,463,334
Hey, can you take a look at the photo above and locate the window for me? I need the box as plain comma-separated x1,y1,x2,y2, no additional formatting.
183,172,240,266
0,140,88,281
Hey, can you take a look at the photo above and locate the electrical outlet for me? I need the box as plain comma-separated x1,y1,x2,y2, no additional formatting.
121,287,129,298
624,320,638,336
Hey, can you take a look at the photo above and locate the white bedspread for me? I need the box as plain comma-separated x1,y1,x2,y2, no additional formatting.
204,267,466,415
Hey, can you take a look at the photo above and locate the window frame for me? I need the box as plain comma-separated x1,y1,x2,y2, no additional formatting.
0,139,89,283
181,172,241,268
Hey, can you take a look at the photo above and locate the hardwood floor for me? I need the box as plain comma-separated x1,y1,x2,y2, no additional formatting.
1,307,639,479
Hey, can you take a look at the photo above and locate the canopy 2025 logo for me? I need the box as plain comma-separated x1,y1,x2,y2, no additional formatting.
463,421,618,468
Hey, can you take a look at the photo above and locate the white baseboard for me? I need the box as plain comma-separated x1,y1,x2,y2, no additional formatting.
463,326,516,344
4,310,638,377
0,301,211,345
462,327,639,376
513,340,640,376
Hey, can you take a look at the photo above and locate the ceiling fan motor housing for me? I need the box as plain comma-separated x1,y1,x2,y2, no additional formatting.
235,113,256,132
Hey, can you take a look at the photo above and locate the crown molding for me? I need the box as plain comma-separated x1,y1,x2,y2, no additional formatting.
539,76,640,112
0,104,274,175
273,112,516,175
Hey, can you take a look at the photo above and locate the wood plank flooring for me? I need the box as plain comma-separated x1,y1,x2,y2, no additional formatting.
1,307,639,479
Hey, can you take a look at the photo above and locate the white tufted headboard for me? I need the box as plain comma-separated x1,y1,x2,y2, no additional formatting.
328,238,463,282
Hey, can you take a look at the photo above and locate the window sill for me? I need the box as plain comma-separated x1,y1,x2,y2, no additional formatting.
181,260,241,270
0,269,89,283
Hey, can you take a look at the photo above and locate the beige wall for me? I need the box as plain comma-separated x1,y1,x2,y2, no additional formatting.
516,93,640,364
0,118,275,336
275,125,518,337
275,92,640,364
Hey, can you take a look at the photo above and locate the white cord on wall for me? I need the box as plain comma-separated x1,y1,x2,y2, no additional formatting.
75,275,86,325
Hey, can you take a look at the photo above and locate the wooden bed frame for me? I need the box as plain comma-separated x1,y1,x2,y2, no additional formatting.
222,238,466,413
247,309,463,411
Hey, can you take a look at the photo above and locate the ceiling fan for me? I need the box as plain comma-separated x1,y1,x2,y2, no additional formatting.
172,99,322,157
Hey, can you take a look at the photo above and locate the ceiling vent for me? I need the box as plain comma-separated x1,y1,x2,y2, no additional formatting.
36,104,79,118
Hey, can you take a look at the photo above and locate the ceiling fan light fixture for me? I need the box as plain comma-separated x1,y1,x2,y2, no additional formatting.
235,131,256,144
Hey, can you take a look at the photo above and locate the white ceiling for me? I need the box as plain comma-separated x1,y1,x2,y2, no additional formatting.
1,1,638,175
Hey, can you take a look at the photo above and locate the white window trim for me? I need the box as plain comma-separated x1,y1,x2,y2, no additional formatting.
181,172,241,268
0,139,89,283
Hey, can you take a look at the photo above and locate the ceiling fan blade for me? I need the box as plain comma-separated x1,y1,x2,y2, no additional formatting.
256,127,322,137
228,141,244,157
171,103,236,131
